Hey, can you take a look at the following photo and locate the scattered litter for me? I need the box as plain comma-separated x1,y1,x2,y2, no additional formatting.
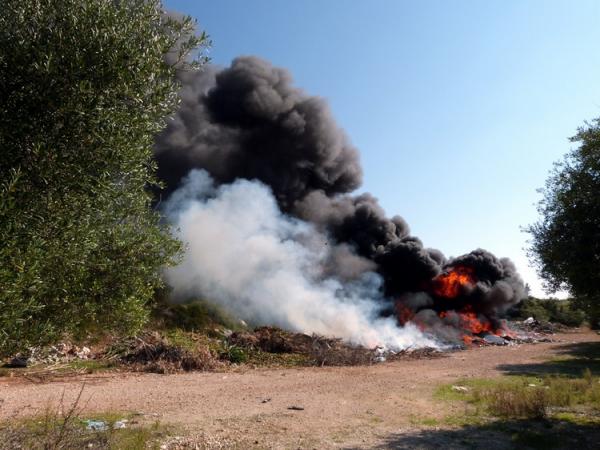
261,398,271,404
76,346,91,359
6,356,28,368
482,334,507,346
524,317,536,325
528,384,537,387
451,385,469,392
85,420,108,431
114,419,127,429
288,405,304,411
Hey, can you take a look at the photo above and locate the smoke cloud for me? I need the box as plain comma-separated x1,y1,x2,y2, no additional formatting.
164,170,435,349
156,56,526,347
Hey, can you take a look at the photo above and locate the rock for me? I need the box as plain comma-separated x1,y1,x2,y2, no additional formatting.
288,406,304,411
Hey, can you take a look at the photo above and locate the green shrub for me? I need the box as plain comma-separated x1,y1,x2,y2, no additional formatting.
441,370,600,420
475,384,549,419
511,297,586,327
152,298,243,332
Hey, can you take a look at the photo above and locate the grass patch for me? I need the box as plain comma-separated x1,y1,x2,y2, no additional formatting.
1,415,168,450
243,348,313,368
409,415,440,427
0,386,170,449
63,359,116,372
437,369,600,420
152,298,245,333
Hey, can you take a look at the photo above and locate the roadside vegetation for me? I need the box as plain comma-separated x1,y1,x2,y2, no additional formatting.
405,342,600,449
0,386,170,450
508,297,586,327
0,298,440,381
0,0,209,357
526,119,600,328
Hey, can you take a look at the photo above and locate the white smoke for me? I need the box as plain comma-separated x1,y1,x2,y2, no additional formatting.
164,170,437,350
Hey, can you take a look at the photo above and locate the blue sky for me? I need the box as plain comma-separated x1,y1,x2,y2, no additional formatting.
164,0,600,297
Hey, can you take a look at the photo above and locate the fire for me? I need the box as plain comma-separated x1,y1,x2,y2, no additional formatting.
395,301,426,331
432,266,475,298
395,302,415,326
456,309,492,335
439,306,493,344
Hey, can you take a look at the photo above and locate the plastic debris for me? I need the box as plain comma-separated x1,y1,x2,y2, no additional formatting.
85,420,108,431
483,334,507,345
451,385,469,392
114,420,127,429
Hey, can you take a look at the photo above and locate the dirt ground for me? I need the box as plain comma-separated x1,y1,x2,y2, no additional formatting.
1,330,599,449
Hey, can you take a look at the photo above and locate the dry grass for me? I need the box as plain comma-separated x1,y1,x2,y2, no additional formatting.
112,332,219,374
229,326,376,366
0,385,169,449
438,368,600,420
474,384,549,418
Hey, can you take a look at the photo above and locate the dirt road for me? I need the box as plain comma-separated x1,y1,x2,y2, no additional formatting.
1,330,598,449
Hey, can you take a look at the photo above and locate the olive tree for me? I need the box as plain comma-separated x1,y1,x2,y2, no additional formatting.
526,119,600,327
0,0,209,355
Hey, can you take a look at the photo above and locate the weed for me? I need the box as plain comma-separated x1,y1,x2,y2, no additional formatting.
438,369,600,420
0,385,169,449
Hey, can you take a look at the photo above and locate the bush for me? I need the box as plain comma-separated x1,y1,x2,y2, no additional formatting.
526,119,600,327
0,0,209,356
475,384,549,419
114,332,217,374
152,297,243,332
510,297,586,327
445,370,600,420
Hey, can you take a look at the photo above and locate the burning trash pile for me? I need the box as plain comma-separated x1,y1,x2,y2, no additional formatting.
154,56,528,350
227,326,440,366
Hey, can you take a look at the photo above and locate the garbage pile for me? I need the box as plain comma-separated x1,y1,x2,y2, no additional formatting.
4,342,93,368
228,326,441,366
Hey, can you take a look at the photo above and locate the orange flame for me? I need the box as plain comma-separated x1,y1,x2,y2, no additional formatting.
457,310,492,335
432,266,475,298
439,306,493,344
395,302,426,331
395,302,415,326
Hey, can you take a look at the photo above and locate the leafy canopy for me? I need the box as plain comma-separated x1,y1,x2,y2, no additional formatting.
0,0,209,355
526,119,600,326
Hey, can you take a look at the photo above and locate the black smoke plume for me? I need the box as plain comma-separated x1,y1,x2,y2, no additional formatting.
155,56,525,343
